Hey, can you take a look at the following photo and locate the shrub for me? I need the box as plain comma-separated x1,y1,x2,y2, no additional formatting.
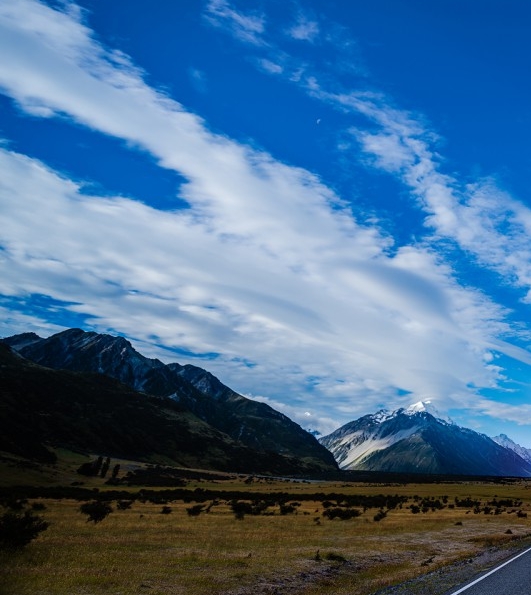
161,506,172,515
455,497,481,508
323,507,361,520
186,504,205,517
230,501,252,520
79,501,113,523
373,509,387,522
229,500,271,519
279,504,297,515
0,498,27,511
0,511,49,549
116,500,133,510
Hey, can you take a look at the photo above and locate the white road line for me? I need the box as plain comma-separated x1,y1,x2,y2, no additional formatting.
448,546,531,595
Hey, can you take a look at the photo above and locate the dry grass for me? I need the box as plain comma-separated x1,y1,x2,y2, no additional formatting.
1,478,531,595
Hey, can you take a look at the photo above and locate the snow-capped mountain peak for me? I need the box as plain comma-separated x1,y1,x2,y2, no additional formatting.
492,434,531,466
403,400,454,424
405,400,433,414
319,404,531,477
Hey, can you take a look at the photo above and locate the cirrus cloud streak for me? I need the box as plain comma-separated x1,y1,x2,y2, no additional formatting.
0,0,529,434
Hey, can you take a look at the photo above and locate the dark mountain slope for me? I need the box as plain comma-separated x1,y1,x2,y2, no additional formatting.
169,362,330,462
0,344,328,474
3,329,337,472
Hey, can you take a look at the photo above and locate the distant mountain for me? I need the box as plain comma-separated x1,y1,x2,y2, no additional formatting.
2,329,337,473
320,401,531,477
492,434,531,466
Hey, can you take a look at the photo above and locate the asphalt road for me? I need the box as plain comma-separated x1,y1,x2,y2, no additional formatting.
445,546,531,595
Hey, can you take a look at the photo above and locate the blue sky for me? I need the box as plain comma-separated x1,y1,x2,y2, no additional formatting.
1,0,531,447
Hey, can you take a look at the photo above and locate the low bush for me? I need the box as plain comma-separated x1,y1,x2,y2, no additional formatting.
116,500,133,510
186,504,205,517
322,507,361,520
79,501,113,523
279,504,297,515
0,511,49,549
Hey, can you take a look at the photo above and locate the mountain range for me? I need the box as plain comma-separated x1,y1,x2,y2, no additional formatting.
1,329,337,475
3,328,531,478
319,401,531,477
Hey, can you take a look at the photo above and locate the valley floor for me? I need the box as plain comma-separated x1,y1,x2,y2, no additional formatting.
1,462,531,595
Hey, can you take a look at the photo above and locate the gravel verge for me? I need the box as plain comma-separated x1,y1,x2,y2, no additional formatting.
372,537,531,595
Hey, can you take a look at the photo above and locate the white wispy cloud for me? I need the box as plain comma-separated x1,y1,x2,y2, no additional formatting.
2,145,502,418
204,0,266,45
204,1,531,309
258,58,284,75
247,394,339,437
188,67,208,94
287,13,320,42
0,303,65,339
0,0,529,434
471,397,531,427
304,89,531,306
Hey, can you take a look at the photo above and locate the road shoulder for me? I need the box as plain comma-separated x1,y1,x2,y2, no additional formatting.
372,538,531,595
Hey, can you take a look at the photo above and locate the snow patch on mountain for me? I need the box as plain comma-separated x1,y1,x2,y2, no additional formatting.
335,425,421,468
370,409,395,424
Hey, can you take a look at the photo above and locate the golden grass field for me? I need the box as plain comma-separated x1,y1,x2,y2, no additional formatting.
1,454,531,595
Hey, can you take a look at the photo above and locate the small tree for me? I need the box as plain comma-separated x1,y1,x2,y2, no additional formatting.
80,501,113,523
94,456,104,475
111,464,121,479
230,501,253,520
100,457,111,478
0,511,49,549
77,456,104,477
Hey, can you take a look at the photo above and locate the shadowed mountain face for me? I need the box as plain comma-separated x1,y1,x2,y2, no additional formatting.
320,403,531,477
0,343,332,474
2,329,337,473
